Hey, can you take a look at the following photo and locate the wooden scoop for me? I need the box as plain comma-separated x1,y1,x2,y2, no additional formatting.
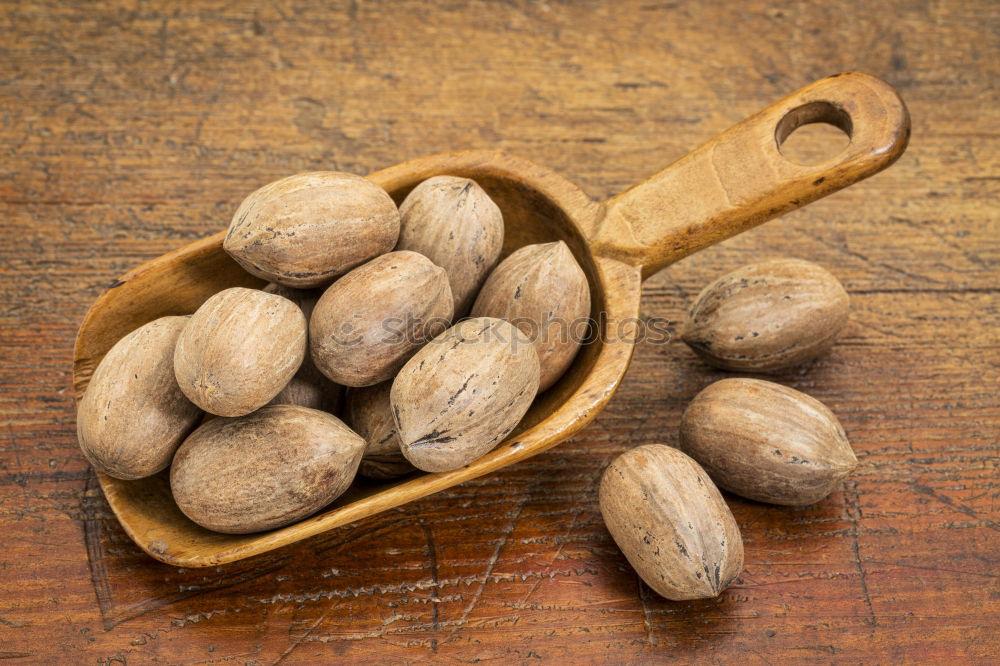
73,72,909,567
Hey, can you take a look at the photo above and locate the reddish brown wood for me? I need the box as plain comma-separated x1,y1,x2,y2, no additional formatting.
1,1,997,663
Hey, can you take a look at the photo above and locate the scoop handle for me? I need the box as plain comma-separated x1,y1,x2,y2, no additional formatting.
592,72,910,278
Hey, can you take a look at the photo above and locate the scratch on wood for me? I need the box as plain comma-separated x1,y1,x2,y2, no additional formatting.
312,517,410,556
636,575,657,646
446,498,527,640
420,519,441,651
865,560,1000,579
104,563,288,630
273,610,329,665
82,472,116,630
843,480,878,632
516,468,599,607
912,483,1000,532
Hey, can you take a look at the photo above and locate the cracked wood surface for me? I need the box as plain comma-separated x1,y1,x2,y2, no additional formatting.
1,0,998,663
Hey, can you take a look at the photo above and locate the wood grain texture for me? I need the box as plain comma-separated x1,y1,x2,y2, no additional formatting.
0,0,997,663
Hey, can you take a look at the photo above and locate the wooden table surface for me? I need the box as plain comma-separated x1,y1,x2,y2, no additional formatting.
2,1,997,663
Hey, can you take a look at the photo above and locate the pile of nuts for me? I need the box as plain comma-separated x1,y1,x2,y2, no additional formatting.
599,258,858,600
77,171,591,534
77,170,859,605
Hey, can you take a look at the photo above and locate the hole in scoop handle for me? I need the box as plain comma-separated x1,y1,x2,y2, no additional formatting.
594,72,910,279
